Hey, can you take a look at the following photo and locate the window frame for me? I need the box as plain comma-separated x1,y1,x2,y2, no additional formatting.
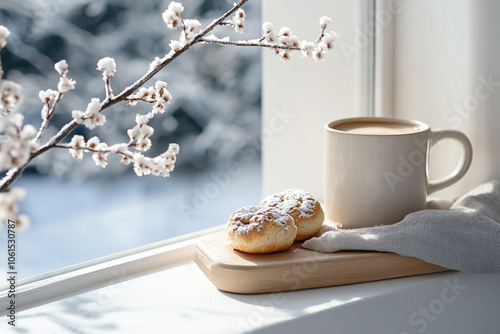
1,0,382,310
0,225,224,314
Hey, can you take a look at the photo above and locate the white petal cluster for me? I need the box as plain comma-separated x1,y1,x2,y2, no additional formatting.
232,9,245,34
55,60,76,93
133,143,179,177
161,2,204,49
169,40,183,52
319,16,331,29
179,19,201,44
127,113,154,152
261,23,299,60
184,19,201,32
0,79,38,171
276,27,299,60
72,97,106,129
86,136,101,150
262,22,277,43
181,19,201,43
69,134,85,159
301,30,337,61
38,89,59,121
66,130,179,177
149,56,163,70
120,79,178,176
0,25,11,49
278,27,299,47
153,80,172,114
0,188,30,232
261,16,336,62
57,77,76,92
162,1,184,29
323,31,337,50
96,57,117,79
0,80,22,111
300,17,337,62
299,41,315,58
39,89,59,104
55,60,68,76
127,80,172,115
67,135,109,168
85,136,109,168
0,112,38,171
92,148,109,168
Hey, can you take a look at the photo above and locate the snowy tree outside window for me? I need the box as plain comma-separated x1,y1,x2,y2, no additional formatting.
0,0,336,278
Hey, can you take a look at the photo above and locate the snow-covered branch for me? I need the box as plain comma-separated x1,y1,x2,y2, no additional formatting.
0,0,337,227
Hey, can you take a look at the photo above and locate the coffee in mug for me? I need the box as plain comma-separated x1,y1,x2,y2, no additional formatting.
324,117,473,229
334,120,424,135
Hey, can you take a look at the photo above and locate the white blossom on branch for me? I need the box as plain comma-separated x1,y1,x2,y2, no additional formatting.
232,9,246,33
54,59,68,76
97,57,117,79
0,80,22,111
132,143,179,177
97,57,116,99
0,114,37,171
60,133,179,177
72,98,106,130
162,1,184,29
0,73,38,172
127,80,172,115
55,60,76,93
262,22,277,43
200,15,336,62
320,16,331,29
0,187,29,231
68,134,85,159
0,25,10,49
39,89,59,105
92,145,109,168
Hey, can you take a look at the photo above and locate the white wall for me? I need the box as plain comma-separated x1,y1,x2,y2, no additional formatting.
377,0,500,199
262,0,367,200
263,0,500,201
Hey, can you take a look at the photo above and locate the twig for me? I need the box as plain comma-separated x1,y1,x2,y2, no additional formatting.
34,92,63,143
103,76,113,101
199,38,300,51
316,26,326,43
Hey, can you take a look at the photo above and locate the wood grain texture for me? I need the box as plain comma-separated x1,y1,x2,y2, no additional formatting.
193,231,451,294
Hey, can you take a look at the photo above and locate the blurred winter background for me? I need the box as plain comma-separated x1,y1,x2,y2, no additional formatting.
0,0,262,279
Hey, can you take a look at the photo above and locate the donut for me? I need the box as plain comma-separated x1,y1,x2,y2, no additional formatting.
226,205,297,253
260,189,324,241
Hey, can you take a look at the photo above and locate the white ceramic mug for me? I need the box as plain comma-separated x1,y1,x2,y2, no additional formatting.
324,117,473,229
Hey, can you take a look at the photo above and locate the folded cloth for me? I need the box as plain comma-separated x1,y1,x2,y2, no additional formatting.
302,180,500,273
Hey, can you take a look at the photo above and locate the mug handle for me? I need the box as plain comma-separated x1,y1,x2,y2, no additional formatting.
427,130,473,194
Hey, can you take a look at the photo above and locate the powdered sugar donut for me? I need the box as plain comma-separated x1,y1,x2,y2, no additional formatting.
226,206,297,253
260,189,324,241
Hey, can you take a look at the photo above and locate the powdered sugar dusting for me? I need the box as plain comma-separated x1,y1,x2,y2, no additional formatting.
260,189,319,219
227,205,293,236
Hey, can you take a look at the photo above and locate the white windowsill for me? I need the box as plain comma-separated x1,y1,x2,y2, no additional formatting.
1,226,500,333
0,225,225,314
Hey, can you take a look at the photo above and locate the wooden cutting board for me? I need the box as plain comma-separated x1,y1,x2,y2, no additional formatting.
193,231,451,294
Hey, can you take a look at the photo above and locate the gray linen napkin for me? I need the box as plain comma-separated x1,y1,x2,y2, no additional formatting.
302,180,500,273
